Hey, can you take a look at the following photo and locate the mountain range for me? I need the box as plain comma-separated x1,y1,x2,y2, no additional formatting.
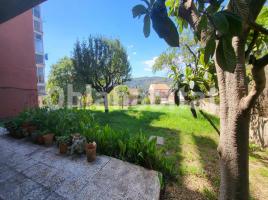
125,76,172,91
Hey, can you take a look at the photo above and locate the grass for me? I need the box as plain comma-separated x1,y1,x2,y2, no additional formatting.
89,105,268,200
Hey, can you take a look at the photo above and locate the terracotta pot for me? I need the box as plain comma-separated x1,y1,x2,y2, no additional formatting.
10,130,24,139
59,143,68,154
37,135,44,145
85,142,97,162
21,122,30,129
27,126,37,135
43,133,54,146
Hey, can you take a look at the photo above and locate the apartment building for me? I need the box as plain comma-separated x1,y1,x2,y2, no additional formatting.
0,6,46,118
33,6,46,98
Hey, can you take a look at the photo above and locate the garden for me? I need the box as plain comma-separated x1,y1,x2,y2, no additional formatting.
2,105,267,199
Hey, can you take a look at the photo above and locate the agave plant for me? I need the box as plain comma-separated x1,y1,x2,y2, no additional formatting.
132,0,180,47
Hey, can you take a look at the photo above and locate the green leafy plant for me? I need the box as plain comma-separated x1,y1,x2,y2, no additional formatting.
143,96,151,105
56,135,72,145
12,107,175,178
155,96,161,104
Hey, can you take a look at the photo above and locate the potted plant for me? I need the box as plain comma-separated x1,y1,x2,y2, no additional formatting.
22,122,37,135
85,142,97,162
31,130,44,144
4,121,24,139
69,133,87,155
57,135,71,154
42,131,55,146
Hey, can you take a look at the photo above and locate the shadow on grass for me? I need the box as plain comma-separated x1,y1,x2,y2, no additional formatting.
192,135,220,199
90,108,219,200
249,152,268,167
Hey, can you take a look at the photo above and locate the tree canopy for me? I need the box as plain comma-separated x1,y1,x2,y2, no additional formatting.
47,57,76,106
72,36,131,112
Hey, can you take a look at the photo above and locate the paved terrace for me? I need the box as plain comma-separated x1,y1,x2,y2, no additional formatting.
0,133,160,200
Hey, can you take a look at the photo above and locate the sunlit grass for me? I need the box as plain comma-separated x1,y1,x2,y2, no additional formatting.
90,105,267,199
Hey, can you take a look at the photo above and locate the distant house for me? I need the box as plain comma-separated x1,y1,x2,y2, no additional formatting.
128,88,139,106
148,84,174,104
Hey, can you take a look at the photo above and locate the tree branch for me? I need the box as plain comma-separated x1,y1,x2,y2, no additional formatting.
249,22,268,35
240,54,267,111
178,0,201,32
185,44,196,60
245,31,259,60
199,110,220,136
254,54,268,69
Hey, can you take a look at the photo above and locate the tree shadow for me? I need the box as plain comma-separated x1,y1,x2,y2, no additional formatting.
192,135,220,198
90,108,219,200
250,113,268,149
249,150,268,167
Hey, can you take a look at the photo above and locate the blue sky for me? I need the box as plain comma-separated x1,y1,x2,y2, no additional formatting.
41,0,169,80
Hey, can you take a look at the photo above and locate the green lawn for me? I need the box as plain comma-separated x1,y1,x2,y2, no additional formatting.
90,105,268,200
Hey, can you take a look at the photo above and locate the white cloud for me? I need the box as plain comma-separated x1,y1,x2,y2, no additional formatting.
133,52,137,55
128,45,134,49
143,56,158,72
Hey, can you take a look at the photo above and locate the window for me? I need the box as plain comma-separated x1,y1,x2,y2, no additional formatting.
35,54,44,64
37,85,46,95
34,20,42,32
35,33,43,53
35,33,42,40
37,67,45,84
33,6,41,18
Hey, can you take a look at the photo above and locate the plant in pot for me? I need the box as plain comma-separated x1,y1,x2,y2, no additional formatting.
85,141,97,162
31,130,45,144
69,133,87,155
23,123,37,136
57,135,72,154
4,120,24,139
42,130,55,146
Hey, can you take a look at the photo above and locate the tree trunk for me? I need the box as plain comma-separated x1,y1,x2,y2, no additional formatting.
121,96,124,109
174,89,180,106
216,37,250,200
103,92,109,113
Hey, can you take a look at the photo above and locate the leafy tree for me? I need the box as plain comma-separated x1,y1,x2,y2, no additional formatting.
72,37,131,113
133,0,268,199
115,85,129,109
47,57,76,106
153,35,217,106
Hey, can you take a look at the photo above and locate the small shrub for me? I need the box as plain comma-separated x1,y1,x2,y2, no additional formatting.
56,135,72,145
155,96,161,105
143,97,151,105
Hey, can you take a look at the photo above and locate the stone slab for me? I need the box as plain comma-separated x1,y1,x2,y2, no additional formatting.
149,136,165,145
0,135,160,200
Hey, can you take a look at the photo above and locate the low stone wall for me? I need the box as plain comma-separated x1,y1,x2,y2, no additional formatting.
197,99,220,116
250,67,268,148
250,116,268,148
197,99,268,148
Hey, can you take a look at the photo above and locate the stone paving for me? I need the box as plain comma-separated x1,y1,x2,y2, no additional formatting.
0,134,160,200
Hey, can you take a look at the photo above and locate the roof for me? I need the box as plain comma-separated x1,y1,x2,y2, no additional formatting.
0,0,46,24
149,84,170,91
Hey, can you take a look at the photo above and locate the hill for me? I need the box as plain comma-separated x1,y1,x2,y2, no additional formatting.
125,77,172,91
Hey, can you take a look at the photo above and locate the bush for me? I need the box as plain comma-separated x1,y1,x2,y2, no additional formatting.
143,97,151,105
155,96,161,105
